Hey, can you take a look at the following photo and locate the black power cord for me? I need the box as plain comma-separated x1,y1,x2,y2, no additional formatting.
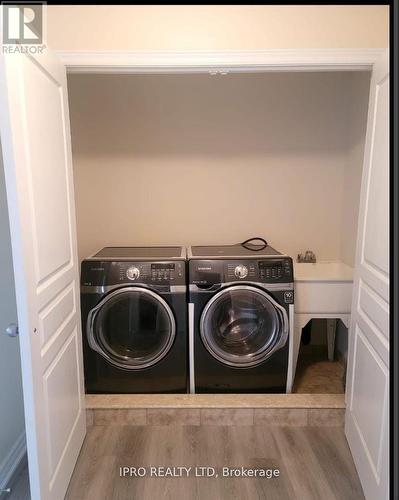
240,237,268,251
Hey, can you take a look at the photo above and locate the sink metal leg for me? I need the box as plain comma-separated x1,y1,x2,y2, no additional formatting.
326,319,337,361
287,319,302,393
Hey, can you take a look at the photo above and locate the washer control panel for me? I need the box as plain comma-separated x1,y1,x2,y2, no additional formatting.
234,264,249,279
126,266,140,280
226,259,292,282
227,262,256,280
258,259,292,281
189,257,293,285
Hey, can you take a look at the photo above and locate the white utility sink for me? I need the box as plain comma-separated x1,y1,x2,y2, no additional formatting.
286,261,355,392
293,261,354,314
294,261,354,282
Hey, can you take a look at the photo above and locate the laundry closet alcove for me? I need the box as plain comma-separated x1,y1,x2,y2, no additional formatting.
66,66,370,412
1,45,388,500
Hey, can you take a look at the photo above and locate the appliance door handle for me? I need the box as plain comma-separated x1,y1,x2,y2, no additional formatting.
188,303,195,394
189,284,222,292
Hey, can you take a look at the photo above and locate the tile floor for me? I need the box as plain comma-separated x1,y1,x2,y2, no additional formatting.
293,345,345,394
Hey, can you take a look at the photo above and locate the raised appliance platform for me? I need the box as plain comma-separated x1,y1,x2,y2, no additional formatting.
86,394,345,427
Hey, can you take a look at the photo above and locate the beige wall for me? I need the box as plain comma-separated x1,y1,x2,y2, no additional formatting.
340,72,371,266
0,143,25,475
68,72,370,262
47,5,389,51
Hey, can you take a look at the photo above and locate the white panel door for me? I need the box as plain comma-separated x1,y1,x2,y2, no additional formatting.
0,49,85,500
345,51,389,500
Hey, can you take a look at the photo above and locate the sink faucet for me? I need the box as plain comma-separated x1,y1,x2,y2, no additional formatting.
297,250,316,263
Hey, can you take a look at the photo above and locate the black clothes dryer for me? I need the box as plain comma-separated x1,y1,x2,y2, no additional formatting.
187,244,294,393
80,246,187,393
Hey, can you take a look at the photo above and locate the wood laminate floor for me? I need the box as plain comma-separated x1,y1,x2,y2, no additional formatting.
6,463,30,500
5,425,363,500
64,425,364,500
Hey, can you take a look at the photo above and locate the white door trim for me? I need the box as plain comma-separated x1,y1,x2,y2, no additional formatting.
56,48,386,74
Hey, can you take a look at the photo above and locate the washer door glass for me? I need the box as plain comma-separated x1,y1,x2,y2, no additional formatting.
90,288,175,370
200,286,286,367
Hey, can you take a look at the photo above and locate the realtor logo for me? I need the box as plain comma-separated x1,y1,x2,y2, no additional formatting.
1,1,46,49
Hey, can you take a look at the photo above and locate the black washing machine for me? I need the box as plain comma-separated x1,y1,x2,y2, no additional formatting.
188,244,294,393
80,246,187,393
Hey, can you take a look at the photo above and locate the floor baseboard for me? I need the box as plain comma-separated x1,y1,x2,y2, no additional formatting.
0,432,27,496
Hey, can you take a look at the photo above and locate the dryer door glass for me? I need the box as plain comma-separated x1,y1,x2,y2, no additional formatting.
200,286,287,367
90,288,175,370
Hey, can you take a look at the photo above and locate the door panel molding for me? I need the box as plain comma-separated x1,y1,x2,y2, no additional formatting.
0,49,86,500
345,50,389,500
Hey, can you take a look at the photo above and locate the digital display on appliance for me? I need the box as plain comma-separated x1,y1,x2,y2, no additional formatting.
259,261,282,269
151,264,175,270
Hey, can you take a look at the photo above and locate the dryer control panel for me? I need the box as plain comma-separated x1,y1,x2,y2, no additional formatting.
81,260,186,287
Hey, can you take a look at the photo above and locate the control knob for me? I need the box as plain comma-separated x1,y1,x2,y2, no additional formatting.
126,266,140,281
234,265,248,279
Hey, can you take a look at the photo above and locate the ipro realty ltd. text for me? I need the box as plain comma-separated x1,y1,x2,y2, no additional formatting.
119,466,280,479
